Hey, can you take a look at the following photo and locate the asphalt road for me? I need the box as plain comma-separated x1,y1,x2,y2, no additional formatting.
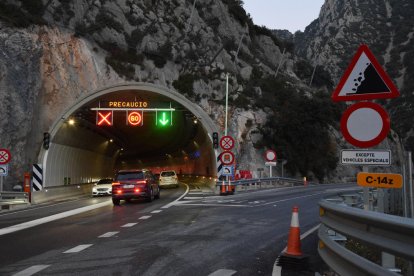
0,181,355,275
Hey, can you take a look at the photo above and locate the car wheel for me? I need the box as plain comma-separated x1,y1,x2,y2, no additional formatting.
154,187,160,199
112,198,120,205
147,189,154,202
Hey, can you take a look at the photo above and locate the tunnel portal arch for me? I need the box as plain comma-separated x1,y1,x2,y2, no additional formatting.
41,82,219,187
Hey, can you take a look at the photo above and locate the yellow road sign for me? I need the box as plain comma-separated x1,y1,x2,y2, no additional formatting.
357,172,403,188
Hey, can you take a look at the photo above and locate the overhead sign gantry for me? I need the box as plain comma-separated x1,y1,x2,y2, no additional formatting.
91,100,175,127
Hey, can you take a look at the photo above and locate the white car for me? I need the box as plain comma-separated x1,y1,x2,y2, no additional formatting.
92,178,114,196
159,170,179,188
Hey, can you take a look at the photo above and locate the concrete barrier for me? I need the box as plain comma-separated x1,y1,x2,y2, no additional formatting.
32,183,95,204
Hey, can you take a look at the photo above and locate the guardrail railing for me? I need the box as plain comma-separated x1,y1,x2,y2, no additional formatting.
318,199,414,275
0,191,30,210
215,177,309,192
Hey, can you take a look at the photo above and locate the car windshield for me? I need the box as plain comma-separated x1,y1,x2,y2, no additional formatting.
161,171,176,177
116,171,144,180
97,179,113,185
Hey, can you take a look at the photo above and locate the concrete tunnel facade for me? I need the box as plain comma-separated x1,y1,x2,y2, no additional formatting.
38,83,220,189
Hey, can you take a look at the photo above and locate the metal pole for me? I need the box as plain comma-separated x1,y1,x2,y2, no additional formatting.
269,166,272,178
409,151,413,217
363,166,370,211
402,151,409,217
0,176,3,192
224,73,229,136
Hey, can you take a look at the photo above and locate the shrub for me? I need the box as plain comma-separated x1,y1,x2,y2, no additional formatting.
173,74,198,97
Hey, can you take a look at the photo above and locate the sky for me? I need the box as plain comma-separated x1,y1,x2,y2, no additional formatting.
242,0,325,33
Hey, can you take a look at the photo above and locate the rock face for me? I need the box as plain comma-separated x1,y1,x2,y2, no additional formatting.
295,0,414,148
0,0,410,186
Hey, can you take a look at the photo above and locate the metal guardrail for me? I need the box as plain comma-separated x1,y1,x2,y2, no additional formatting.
0,191,30,210
215,177,308,191
318,199,414,275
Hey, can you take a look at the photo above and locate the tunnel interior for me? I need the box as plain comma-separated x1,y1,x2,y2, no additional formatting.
45,88,216,187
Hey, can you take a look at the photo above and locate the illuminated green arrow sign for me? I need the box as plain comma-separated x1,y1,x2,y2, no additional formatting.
156,111,173,126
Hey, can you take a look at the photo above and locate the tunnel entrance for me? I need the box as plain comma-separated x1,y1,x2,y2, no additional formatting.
41,83,218,188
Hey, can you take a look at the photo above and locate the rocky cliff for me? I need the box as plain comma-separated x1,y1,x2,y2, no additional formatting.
295,0,414,150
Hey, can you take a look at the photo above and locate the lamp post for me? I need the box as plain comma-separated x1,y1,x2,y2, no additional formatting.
224,73,229,136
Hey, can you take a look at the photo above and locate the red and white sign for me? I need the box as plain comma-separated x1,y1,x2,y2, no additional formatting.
0,148,11,164
265,150,277,162
97,111,113,126
128,111,143,126
341,102,390,148
332,45,399,102
220,136,235,150
220,151,235,165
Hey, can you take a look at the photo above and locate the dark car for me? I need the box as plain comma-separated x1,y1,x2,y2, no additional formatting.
112,169,160,205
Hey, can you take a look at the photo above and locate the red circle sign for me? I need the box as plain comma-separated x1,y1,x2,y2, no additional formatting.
0,148,11,164
128,112,142,126
220,151,235,165
265,150,277,161
341,102,390,148
220,136,235,150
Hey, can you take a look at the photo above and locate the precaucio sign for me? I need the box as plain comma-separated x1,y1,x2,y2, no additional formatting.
357,172,402,189
341,150,391,166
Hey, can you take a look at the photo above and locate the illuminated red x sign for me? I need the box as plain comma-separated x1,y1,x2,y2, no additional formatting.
97,111,113,126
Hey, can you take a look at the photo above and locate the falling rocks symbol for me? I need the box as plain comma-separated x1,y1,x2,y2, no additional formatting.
351,62,389,95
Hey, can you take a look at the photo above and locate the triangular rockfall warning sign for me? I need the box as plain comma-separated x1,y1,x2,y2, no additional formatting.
332,44,399,102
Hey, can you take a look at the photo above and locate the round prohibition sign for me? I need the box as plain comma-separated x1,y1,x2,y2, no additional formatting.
220,151,235,165
341,102,390,148
128,111,143,126
265,150,277,162
220,135,235,150
0,148,11,164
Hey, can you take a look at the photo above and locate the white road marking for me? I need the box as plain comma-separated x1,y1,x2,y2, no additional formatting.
177,203,250,207
13,265,50,276
258,193,322,206
0,201,112,236
184,196,204,199
208,269,237,276
99,231,119,238
63,244,93,253
121,223,137,227
151,210,162,213
161,183,190,209
139,215,151,220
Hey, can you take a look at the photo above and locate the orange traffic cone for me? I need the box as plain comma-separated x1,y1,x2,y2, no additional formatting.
228,179,233,194
221,180,226,195
285,206,303,256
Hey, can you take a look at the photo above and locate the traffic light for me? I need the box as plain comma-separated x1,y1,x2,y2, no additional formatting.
43,132,50,150
213,132,219,149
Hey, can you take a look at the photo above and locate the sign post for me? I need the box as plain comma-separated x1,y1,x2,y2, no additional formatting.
0,148,11,192
332,44,401,269
264,150,277,177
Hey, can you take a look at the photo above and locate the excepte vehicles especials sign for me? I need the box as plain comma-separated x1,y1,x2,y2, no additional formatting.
341,150,391,166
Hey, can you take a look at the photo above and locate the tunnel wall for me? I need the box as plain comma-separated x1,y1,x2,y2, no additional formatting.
44,143,115,187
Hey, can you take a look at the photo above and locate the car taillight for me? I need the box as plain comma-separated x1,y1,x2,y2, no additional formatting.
134,188,140,193
116,190,122,194
112,182,120,186
136,180,146,184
